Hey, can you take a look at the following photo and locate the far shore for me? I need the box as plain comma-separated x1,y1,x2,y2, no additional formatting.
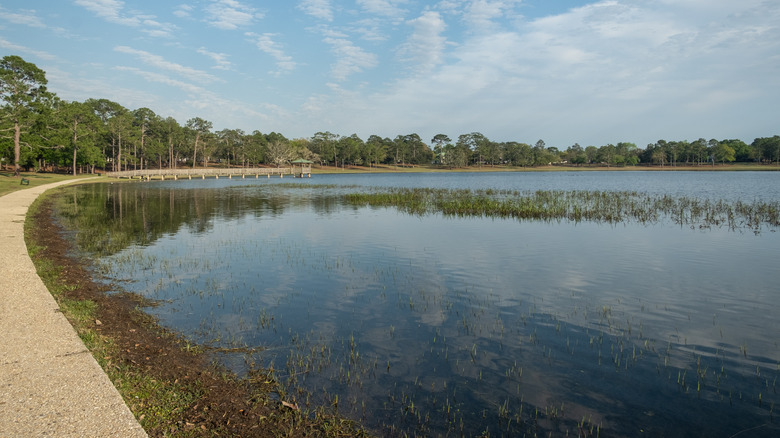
311,162,780,174
2,162,778,196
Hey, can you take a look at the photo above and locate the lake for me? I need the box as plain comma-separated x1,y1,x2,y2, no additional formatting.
57,171,780,437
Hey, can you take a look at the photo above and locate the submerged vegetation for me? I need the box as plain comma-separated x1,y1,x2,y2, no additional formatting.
346,188,780,232
42,176,780,437
28,191,371,437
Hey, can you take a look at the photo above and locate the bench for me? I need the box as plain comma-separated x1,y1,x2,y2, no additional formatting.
20,178,29,185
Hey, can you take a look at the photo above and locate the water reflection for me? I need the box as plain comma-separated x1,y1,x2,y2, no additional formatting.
57,177,780,437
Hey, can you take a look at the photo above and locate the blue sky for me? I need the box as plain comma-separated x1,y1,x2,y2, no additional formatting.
1,0,778,148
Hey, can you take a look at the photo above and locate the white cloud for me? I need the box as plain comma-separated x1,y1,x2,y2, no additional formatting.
0,7,46,28
115,66,204,94
397,11,448,72
114,66,274,129
0,37,58,61
322,36,378,80
434,0,465,15
45,64,158,109
246,33,297,74
19,0,779,147
74,0,176,37
357,0,409,19
74,0,138,26
0,7,72,37
463,0,522,32
197,48,232,70
298,0,333,21
114,46,221,84
285,0,780,146
349,18,389,41
174,4,194,19
205,0,262,30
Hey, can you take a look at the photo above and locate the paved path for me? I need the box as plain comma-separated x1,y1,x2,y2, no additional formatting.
0,180,147,437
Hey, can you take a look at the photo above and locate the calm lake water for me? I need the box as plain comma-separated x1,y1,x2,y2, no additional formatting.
59,171,780,437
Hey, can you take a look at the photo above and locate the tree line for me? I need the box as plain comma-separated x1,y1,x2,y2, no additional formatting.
2,55,778,176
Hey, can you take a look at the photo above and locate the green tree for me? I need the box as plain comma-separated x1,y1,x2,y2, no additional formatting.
216,128,245,166
584,146,598,164
338,134,365,166
546,146,561,164
142,116,167,169
482,140,501,166
649,141,667,167
199,131,218,168
246,131,267,166
445,142,469,168
56,100,101,175
431,134,451,165
720,139,751,162
689,138,708,165
108,110,133,171
615,142,637,166
597,144,615,166
311,131,339,166
186,117,213,168
365,135,389,167
711,142,735,164
752,136,780,165
503,142,532,166
132,107,158,170
0,55,51,175
391,133,429,165
456,132,488,166
289,137,319,163
86,98,127,171
533,139,548,166
161,117,183,168
751,136,780,164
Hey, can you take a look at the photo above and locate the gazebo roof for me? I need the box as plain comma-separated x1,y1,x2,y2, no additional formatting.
291,159,313,163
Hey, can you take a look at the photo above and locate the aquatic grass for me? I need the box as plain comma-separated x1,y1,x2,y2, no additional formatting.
345,188,780,232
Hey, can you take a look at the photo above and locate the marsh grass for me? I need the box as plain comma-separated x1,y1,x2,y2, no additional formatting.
345,188,780,232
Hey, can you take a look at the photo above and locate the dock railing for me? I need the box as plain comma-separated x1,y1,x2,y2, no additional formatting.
106,165,312,180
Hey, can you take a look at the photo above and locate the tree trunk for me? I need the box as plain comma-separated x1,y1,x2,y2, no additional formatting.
192,132,200,168
168,138,174,169
13,122,21,176
118,133,123,172
72,119,79,176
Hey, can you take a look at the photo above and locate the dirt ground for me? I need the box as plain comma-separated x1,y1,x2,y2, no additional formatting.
28,199,368,437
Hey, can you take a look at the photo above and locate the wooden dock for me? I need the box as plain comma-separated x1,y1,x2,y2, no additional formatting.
106,166,312,180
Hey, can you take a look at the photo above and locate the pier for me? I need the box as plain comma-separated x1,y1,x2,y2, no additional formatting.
107,165,312,180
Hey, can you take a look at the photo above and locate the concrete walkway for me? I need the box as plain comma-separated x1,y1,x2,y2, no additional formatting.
0,180,147,437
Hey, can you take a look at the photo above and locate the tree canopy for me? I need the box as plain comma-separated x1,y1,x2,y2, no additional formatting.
0,55,51,175
1,56,778,175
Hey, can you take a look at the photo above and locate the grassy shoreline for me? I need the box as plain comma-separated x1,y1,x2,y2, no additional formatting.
24,190,371,437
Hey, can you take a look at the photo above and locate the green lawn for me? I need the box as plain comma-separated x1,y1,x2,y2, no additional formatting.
0,172,95,197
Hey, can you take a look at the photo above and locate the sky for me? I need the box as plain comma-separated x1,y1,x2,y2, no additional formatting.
1,0,778,149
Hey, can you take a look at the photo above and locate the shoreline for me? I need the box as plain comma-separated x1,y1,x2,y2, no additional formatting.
24,188,370,437
0,180,146,437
